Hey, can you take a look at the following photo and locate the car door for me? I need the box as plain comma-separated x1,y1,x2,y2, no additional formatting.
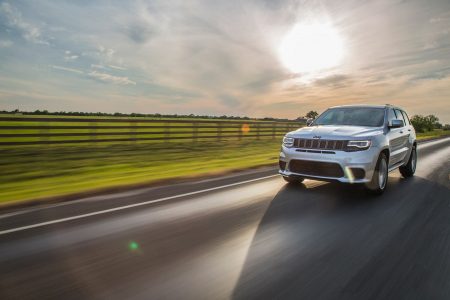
386,108,406,167
400,110,414,161
394,109,411,163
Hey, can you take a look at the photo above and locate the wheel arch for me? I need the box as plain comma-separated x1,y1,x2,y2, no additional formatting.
380,147,390,163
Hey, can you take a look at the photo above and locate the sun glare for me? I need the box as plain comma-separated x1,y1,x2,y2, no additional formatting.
279,22,344,73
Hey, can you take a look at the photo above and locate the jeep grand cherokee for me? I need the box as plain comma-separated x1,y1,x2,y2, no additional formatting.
279,105,417,194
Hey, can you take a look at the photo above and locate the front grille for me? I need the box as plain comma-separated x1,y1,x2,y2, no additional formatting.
289,159,344,178
293,138,348,151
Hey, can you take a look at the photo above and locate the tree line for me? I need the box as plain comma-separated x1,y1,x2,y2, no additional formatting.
0,109,293,122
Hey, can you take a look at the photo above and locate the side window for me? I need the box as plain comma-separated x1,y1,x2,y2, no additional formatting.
394,109,406,127
387,108,397,125
401,111,410,125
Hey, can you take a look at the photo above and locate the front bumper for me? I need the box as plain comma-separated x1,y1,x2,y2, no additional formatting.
279,145,380,183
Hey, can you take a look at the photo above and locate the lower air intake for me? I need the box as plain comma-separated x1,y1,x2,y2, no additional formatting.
289,159,344,178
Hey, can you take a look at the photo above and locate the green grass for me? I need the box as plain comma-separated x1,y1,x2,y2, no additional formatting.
0,139,282,205
416,129,450,140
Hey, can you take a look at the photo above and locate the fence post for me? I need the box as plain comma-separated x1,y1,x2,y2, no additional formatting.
90,121,97,144
256,123,260,140
165,121,170,143
272,122,276,139
238,123,242,141
130,121,137,143
217,122,222,141
39,121,49,143
193,122,198,142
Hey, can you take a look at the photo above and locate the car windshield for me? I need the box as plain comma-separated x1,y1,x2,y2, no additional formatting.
313,107,385,127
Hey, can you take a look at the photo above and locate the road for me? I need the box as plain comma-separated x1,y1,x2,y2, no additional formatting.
1,138,449,300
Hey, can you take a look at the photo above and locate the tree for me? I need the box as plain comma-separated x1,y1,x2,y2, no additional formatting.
306,110,318,119
410,114,440,133
410,115,427,133
424,115,439,131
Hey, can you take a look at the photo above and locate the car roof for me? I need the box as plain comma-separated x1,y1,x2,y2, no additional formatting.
328,104,403,110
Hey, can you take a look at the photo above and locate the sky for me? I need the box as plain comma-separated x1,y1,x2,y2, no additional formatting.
0,0,449,122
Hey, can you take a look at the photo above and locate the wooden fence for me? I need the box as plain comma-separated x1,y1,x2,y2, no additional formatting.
0,117,303,146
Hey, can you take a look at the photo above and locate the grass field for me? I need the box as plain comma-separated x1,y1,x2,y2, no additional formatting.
415,129,450,140
0,114,448,206
0,140,282,204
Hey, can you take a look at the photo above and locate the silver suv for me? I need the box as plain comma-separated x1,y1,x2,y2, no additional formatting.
279,105,417,194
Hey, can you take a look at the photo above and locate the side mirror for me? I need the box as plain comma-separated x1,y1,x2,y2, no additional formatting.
389,119,404,128
306,118,314,126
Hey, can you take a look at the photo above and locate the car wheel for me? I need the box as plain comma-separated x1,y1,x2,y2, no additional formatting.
366,153,388,195
282,176,304,184
399,146,416,178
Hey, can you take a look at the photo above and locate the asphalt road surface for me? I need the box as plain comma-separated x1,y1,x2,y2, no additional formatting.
1,138,449,300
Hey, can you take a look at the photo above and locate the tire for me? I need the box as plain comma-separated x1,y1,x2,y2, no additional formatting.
366,153,388,195
282,176,304,184
399,146,417,178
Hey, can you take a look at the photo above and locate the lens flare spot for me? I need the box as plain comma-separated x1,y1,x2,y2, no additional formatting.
128,241,139,251
344,166,355,183
241,124,250,133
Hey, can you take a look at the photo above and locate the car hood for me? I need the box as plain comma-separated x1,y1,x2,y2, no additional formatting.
288,125,383,139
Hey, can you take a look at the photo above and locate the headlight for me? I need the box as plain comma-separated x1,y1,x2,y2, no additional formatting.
283,136,294,148
346,140,371,151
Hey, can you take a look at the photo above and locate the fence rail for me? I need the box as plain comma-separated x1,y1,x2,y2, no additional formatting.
0,117,303,146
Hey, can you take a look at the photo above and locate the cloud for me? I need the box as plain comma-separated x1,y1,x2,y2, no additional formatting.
0,40,13,48
98,45,115,61
90,64,126,71
0,2,48,44
88,71,136,85
51,65,84,74
429,11,450,23
108,65,126,71
125,21,154,44
63,50,78,61
218,94,240,108
314,74,352,89
91,64,106,70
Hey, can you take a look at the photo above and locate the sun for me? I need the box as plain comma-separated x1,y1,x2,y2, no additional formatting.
279,22,344,73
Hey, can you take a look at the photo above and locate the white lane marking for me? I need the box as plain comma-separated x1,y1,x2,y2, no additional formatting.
0,175,278,236
418,136,450,148
0,168,278,219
